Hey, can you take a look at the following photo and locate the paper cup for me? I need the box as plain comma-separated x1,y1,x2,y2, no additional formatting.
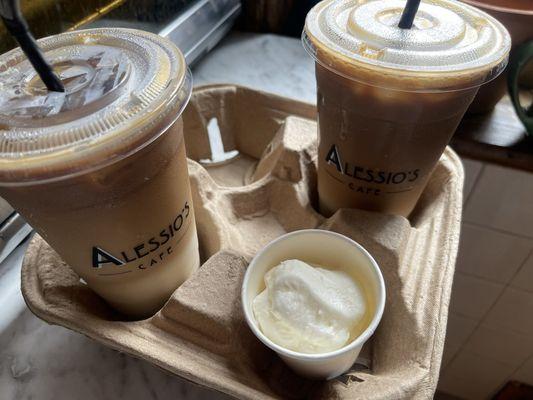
241,229,385,380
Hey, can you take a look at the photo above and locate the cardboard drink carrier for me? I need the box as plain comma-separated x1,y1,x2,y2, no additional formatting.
21,85,462,399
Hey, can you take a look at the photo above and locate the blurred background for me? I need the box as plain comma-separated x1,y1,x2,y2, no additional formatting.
0,0,321,55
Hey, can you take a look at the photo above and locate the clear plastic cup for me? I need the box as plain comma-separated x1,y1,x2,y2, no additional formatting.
303,0,511,217
0,28,199,318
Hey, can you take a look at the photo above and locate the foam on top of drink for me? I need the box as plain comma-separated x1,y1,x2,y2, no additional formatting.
0,28,191,185
304,0,511,90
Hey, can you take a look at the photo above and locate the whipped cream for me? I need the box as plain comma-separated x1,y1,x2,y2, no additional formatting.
253,259,366,354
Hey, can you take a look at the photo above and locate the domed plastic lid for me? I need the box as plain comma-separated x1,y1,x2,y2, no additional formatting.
0,28,191,185
303,0,512,90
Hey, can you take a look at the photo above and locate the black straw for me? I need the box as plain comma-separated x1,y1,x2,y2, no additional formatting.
398,0,421,30
0,0,64,92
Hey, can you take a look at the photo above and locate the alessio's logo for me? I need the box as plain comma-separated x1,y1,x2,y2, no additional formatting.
92,202,190,271
325,144,420,185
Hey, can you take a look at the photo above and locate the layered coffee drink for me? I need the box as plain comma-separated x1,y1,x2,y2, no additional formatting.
303,0,511,217
0,29,199,318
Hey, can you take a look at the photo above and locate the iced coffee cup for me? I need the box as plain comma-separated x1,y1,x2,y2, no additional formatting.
0,28,199,318
303,0,511,217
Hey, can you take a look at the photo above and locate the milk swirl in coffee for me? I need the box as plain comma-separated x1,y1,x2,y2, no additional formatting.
303,0,511,217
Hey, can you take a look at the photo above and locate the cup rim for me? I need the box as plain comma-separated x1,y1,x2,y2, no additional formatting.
241,229,386,361
460,0,533,16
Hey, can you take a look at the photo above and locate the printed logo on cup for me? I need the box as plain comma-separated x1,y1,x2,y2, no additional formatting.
325,144,420,196
92,201,191,273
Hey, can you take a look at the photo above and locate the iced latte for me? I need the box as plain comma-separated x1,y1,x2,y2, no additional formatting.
303,0,511,217
0,29,199,318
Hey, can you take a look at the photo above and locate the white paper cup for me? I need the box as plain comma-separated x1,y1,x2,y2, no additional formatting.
241,229,386,380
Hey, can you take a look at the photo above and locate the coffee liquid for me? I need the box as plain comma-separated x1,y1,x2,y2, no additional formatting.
304,0,511,217
316,63,477,216
1,117,198,316
0,29,199,318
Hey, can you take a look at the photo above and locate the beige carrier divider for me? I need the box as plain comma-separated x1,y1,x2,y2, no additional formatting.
21,85,462,400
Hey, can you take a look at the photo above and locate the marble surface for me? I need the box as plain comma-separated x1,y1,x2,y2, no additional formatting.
194,32,316,103
0,32,314,400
